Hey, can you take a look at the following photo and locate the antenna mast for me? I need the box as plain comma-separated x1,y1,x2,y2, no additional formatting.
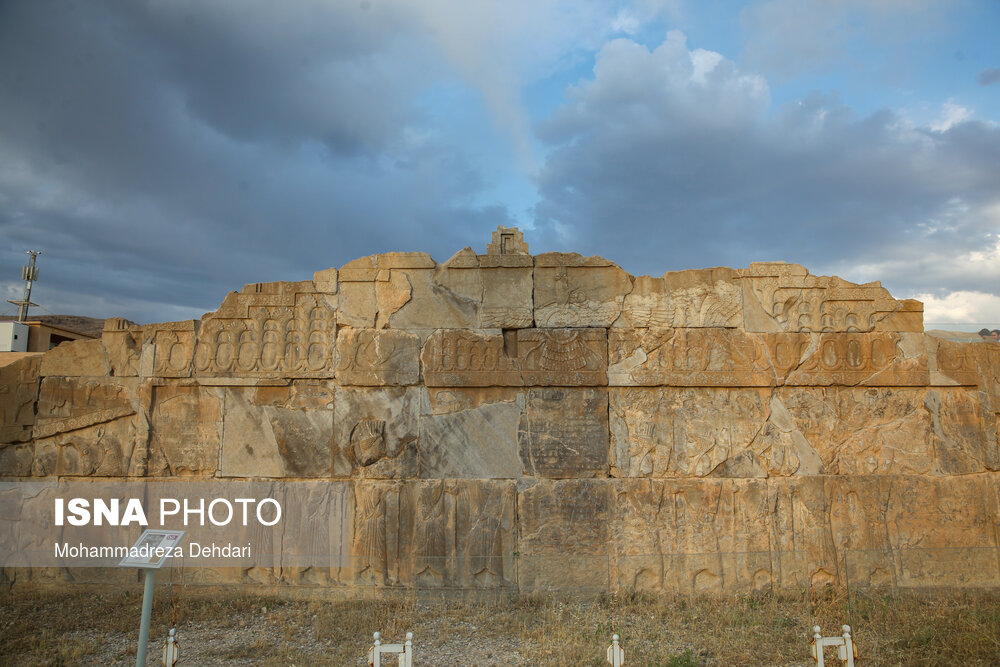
8,250,41,322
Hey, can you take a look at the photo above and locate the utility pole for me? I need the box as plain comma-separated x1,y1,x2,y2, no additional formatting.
7,250,40,322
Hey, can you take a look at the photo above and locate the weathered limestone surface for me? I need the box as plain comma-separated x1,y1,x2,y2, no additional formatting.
519,388,609,478
333,386,419,477
219,383,333,477
738,262,911,333
195,287,337,378
419,390,522,478
422,328,607,387
621,268,742,329
101,318,143,377
350,479,516,589
534,253,633,327
38,339,110,377
146,384,223,476
2,227,999,594
336,328,419,386
0,356,40,444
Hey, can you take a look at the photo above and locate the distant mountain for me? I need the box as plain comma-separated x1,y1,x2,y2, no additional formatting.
0,315,137,338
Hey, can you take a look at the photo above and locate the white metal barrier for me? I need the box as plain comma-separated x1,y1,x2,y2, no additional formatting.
606,633,625,665
368,631,413,667
161,628,178,666
811,625,855,667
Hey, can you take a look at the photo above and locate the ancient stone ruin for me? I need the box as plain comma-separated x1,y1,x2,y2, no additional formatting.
2,227,999,594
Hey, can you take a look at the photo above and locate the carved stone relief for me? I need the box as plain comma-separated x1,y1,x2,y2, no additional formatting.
333,387,419,477
335,328,419,386
146,322,198,379
609,329,773,387
518,388,609,478
195,294,336,378
622,268,742,329
610,388,772,478
739,262,913,334
518,328,607,386
350,480,515,588
0,356,40,445
147,384,223,476
533,253,632,327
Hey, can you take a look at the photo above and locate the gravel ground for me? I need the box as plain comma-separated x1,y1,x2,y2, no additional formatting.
3,587,999,666
89,607,538,666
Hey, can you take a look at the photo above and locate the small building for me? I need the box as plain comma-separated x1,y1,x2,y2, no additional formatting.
0,320,95,358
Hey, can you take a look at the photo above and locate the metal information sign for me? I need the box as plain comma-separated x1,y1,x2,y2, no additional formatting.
119,529,185,667
119,529,184,569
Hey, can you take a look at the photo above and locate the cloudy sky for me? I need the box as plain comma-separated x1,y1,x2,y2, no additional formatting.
1,0,998,328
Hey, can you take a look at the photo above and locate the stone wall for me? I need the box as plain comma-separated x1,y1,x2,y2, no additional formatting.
2,227,999,594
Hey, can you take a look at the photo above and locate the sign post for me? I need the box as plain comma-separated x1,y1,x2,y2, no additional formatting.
119,530,185,667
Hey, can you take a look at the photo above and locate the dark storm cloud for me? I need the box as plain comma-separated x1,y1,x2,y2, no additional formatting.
0,0,512,322
533,33,1000,302
978,68,1000,85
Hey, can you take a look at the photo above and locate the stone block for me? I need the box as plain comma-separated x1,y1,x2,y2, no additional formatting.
32,377,137,440
194,293,336,378
480,265,533,328
518,388,609,478
38,339,110,377
610,479,775,594
421,329,521,387
419,390,523,478
333,387,419,477
335,328,419,386
32,415,136,477
312,267,339,293
533,253,632,327
208,280,315,319
517,479,611,592
0,443,32,476
782,332,929,386
924,388,1000,474
621,268,741,328
876,298,923,332
975,342,1000,414
610,388,773,478
146,321,198,378
375,269,413,328
421,386,521,414
422,328,607,387
147,384,223,476
219,382,334,477
101,319,143,377
337,281,376,328
767,387,931,476
0,356,40,444
739,262,907,333
609,328,773,387
485,226,529,256
386,267,480,330
350,480,516,588
29,375,140,477
518,328,607,386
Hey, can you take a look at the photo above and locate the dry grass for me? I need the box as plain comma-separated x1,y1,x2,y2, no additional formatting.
2,586,999,665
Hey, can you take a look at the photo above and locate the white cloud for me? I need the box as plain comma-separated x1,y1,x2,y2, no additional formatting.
917,291,1000,326
544,31,770,144
931,101,973,132
534,30,1000,329
612,10,641,35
